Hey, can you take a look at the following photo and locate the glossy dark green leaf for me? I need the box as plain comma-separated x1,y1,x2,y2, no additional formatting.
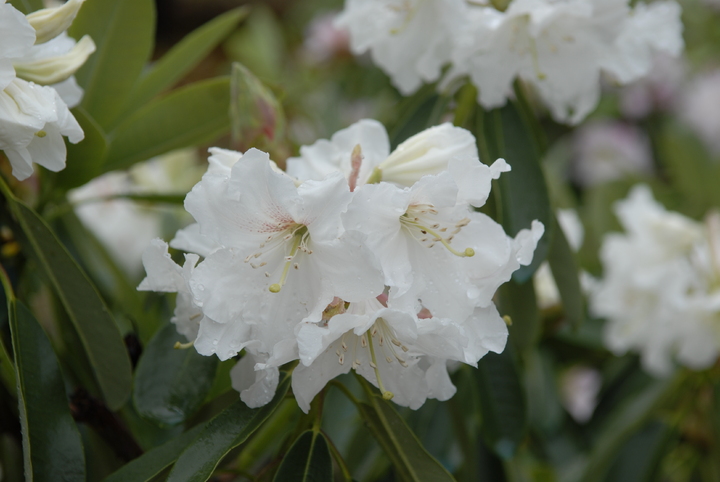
103,77,232,171
580,378,677,482
475,347,527,459
122,7,249,117
10,299,85,481
0,332,16,398
5,197,132,410
70,0,155,128
56,107,108,190
499,278,540,354
482,105,552,282
104,423,205,482
133,323,218,426
167,372,291,482
273,430,333,482
546,214,586,328
357,392,455,482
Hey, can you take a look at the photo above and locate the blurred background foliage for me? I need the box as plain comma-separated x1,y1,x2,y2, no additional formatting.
1,0,720,481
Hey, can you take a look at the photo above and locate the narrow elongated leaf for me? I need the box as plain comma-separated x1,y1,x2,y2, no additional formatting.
274,430,333,482
357,393,455,482
483,105,552,282
70,0,155,128
103,77,232,171
9,299,85,481
104,423,205,482
604,421,672,482
167,372,291,482
580,378,677,482
546,215,586,328
4,196,132,410
56,107,108,190
133,323,218,426
0,333,16,398
123,7,249,115
475,347,527,459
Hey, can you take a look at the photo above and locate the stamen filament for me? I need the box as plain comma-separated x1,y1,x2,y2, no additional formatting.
269,228,305,293
366,329,394,400
403,218,475,257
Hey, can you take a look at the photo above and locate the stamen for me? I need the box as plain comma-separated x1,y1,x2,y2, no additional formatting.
269,226,307,293
366,329,394,400
402,216,475,257
174,340,194,350
348,144,363,192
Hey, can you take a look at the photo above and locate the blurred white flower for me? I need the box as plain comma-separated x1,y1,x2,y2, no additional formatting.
559,365,601,423
303,11,349,63
680,69,720,155
589,185,720,376
448,0,683,124
619,52,686,119
572,120,654,186
336,0,469,95
69,149,202,278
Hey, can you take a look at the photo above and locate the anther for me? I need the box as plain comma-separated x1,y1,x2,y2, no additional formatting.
361,335,367,347
339,354,345,365
386,356,393,363
369,361,377,369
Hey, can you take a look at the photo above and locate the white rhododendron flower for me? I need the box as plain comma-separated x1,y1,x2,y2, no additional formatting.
590,185,720,376
335,0,469,95
0,0,93,180
140,121,543,411
337,0,683,125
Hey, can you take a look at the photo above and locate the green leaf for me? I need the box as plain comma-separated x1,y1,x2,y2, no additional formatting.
56,107,108,190
273,430,333,482
70,0,156,128
104,423,205,482
603,421,672,482
103,77,232,171
8,297,85,481
2,192,132,410
123,7,249,117
167,372,291,482
9,0,43,14
0,330,16,398
474,347,527,459
356,391,455,482
133,323,218,426
579,378,677,482
546,214,586,328
499,278,540,354
482,104,553,282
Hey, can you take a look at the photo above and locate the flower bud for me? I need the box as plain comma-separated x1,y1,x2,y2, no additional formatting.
26,0,85,45
14,35,95,85
377,123,478,187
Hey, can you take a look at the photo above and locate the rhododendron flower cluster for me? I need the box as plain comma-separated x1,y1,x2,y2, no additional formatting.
140,120,544,411
337,0,683,124
590,185,720,376
0,0,93,180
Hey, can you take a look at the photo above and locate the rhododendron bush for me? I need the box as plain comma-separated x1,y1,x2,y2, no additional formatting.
1,0,719,481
